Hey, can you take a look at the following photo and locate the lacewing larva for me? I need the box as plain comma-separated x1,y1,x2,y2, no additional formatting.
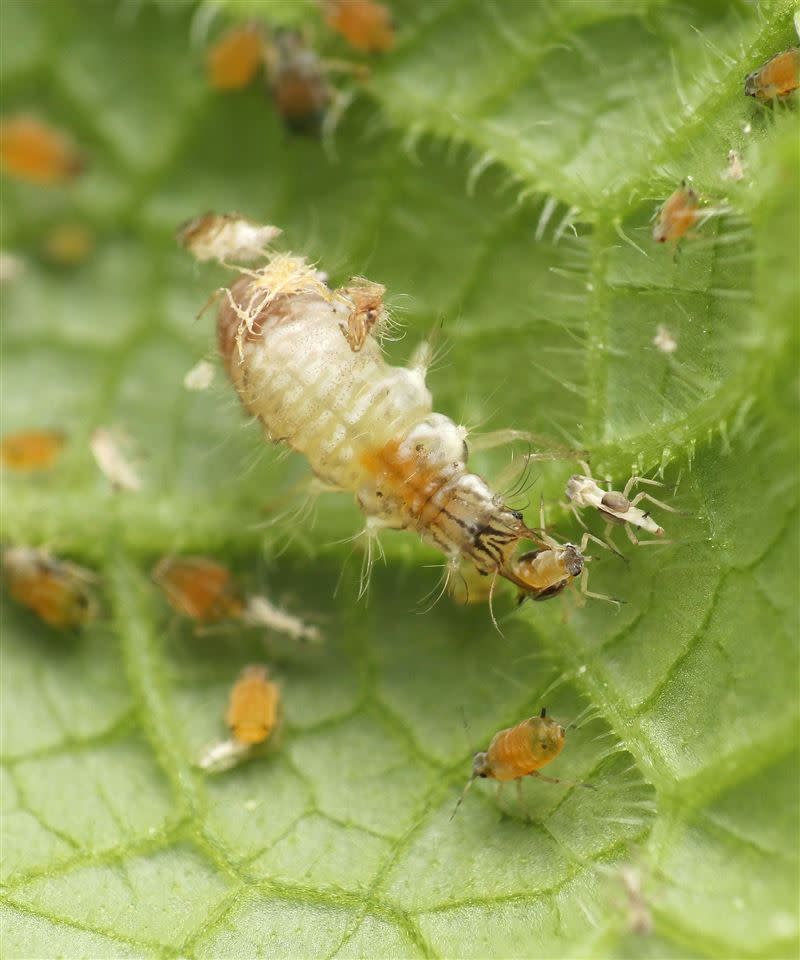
207,22,266,91
566,462,678,548
451,707,593,819
2,547,98,629
1,429,65,471
0,115,85,185
186,218,596,608
744,47,799,100
652,181,700,244
226,664,281,745
322,0,395,54
152,556,244,623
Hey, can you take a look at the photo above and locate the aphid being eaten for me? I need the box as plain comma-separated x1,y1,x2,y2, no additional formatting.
1,429,65,471
191,224,586,608
207,22,266,91
744,47,799,101
152,556,244,623
2,547,98,629
451,707,593,819
0,115,85,185
176,212,281,264
198,664,281,773
566,462,678,549
652,181,701,244
322,0,395,54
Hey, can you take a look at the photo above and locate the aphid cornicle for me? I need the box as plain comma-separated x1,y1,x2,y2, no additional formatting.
744,47,799,100
226,664,281,745
652,181,700,244
451,708,592,818
2,547,98,629
1,429,65,471
193,222,593,607
566,462,678,549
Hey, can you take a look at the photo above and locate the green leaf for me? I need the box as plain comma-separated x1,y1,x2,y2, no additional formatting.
1,1,798,957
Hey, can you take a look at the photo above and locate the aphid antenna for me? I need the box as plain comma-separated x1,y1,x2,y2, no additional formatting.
612,219,650,260
449,774,477,821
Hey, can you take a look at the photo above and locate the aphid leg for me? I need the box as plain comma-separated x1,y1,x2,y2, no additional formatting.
629,490,681,515
449,774,476,821
624,523,672,548
531,770,596,790
578,530,624,562
602,521,625,559
578,564,624,610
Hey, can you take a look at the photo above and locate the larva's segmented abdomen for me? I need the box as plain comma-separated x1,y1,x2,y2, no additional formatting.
218,278,431,491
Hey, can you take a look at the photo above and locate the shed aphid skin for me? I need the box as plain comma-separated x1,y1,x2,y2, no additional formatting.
1,429,65,471
183,359,215,392
0,115,85,185
207,22,265,91
653,324,678,354
152,556,244,624
226,664,281,745
196,228,576,606
652,181,701,244
744,47,799,101
89,428,141,493
451,707,593,819
2,547,98,629
176,212,282,264
243,595,322,645
566,462,678,549
322,0,396,54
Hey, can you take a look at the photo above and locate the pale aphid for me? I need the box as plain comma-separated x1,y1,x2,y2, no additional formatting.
652,325,678,354
207,22,266,91
620,865,654,936
0,251,26,284
722,150,745,183
744,47,799,100
183,359,215,392
194,227,584,607
652,181,701,244
196,737,251,773
1,429,65,471
322,0,395,54
243,595,322,644
565,462,679,549
2,547,98,629
152,556,244,624
42,223,94,266
451,707,593,819
89,428,141,493
226,664,281,745
176,212,281,264
0,115,85,185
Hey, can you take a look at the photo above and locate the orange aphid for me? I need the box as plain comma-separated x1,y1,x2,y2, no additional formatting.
324,0,395,54
152,556,244,623
225,664,281,745
207,23,265,91
1,429,65,471
744,47,800,100
0,115,85,185
2,547,97,629
652,181,701,244
451,708,592,818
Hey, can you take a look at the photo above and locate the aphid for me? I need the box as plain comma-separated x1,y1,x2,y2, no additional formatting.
183,359,215,392
176,212,281,264
0,115,85,185
243,595,322,644
652,181,700,244
323,0,395,54
744,47,799,100
451,707,592,818
207,22,265,91
2,547,98,629
566,462,678,548
1,429,65,471
722,149,745,183
620,865,653,936
652,324,677,354
265,29,332,134
90,428,141,492
0,250,26,284
226,664,281,745
42,223,94,266
152,556,244,623
195,227,588,607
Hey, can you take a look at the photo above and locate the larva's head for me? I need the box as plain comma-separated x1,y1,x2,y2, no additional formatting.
525,707,566,763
